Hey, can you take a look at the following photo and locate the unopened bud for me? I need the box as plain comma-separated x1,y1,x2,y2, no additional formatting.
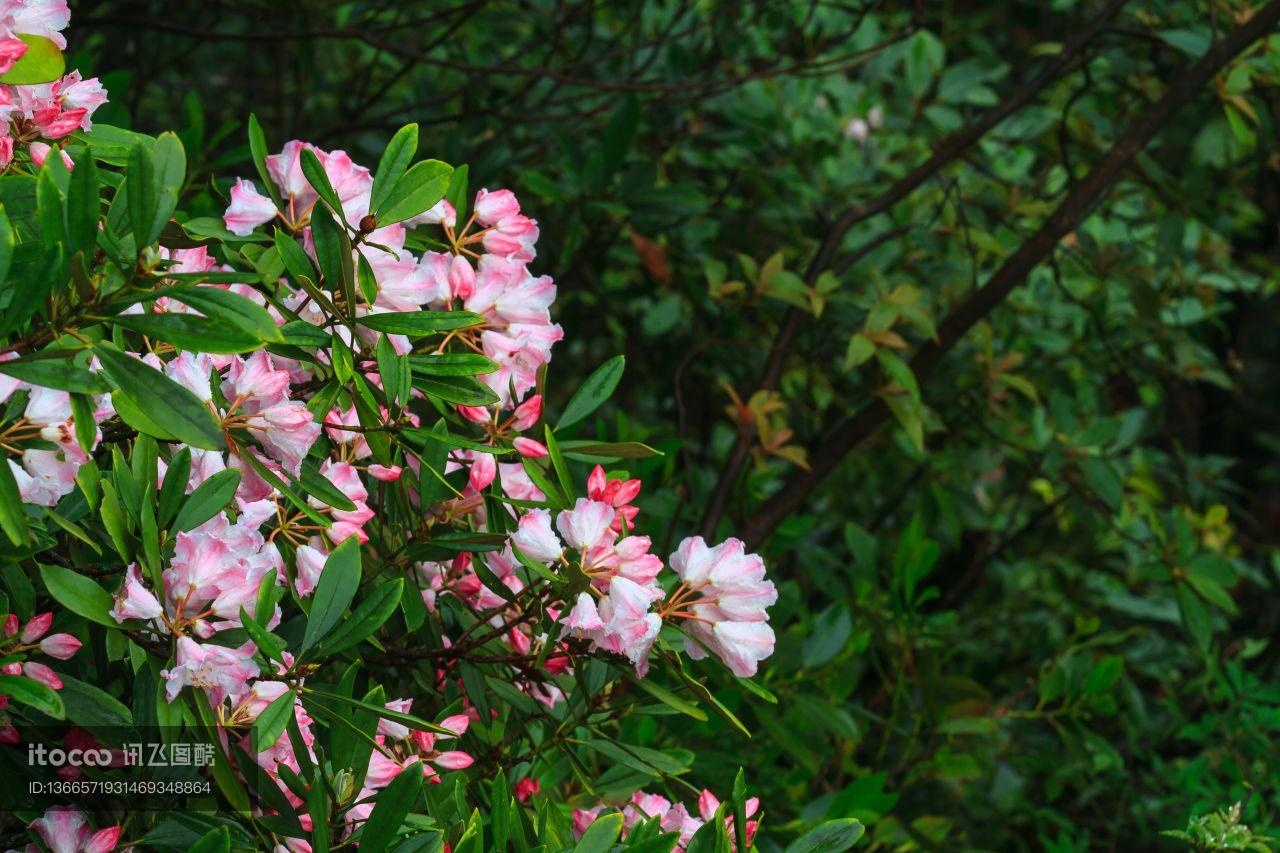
359,214,377,233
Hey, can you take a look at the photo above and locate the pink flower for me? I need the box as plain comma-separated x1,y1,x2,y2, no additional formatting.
556,499,616,551
266,140,318,206
39,633,81,660
510,394,542,431
112,563,164,623
514,777,540,802
252,402,321,474
707,622,776,679
162,637,260,705
2,0,72,48
224,178,277,236
562,592,603,632
406,198,456,229
28,805,120,853
587,465,642,531
315,460,375,544
293,544,327,598
572,806,605,839
0,35,25,74
667,537,778,677
377,698,414,740
367,463,402,481
511,509,563,563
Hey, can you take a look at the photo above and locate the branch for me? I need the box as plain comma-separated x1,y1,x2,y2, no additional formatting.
739,0,1280,549
697,0,1128,538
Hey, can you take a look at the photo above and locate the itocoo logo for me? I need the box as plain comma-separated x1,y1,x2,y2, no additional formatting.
27,743,114,767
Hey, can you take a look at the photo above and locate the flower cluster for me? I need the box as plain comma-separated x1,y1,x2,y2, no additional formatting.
0,610,81,744
0,4,778,844
573,788,760,851
0,0,106,169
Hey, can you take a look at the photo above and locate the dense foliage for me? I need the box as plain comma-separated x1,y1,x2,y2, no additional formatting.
1,0,1280,850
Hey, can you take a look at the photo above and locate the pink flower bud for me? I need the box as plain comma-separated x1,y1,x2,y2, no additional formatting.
3,614,17,637
23,662,62,690
29,142,74,171
469,452,496,492
85,826,122,853
21,612,53,643
448,255,476,301
513,437,548,458
457,405,490,424
39,633,82,660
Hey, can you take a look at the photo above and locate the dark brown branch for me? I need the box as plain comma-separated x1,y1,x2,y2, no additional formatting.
738,0,1280,549
697,0,1128,538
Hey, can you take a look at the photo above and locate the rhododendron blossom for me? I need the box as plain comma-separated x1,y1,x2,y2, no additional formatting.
0,6,783,848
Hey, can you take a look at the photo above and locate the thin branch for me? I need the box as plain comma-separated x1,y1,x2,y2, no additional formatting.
739,0,1280,549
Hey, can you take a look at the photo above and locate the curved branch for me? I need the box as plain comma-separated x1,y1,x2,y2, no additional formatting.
697,0,1129,538
739,0,1280,549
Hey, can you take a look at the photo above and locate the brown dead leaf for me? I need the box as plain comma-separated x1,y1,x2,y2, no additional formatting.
629,229,672,284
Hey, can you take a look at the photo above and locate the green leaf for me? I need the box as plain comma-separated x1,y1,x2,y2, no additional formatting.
127,142,156,248
302,537,362,652
93,342,224,450
557,355,624,430
157,285,284,343
0,35,65,85
310,202,355,309
239,605,286,663
560,441,662,460
173,469,241,532
304,689,453,734
370,124,419,214
188,827,231,853
0,455,30,546
574,813,624,853
358,761,423,853
111,312,261,354
59,676,133,728
0,204,14,287
356,311,484,336
784,819,865,853
414,374,500,407
40,564,116,627
0,674,64,719
321,579,404,655
275,229,316,284
0,354,108,393
625,673,707,722
252,690,295,753
247,114,282,209
408,353,498,377
377,159,453,224
65,150,100,257
298,465,357,511
300,147,345,215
